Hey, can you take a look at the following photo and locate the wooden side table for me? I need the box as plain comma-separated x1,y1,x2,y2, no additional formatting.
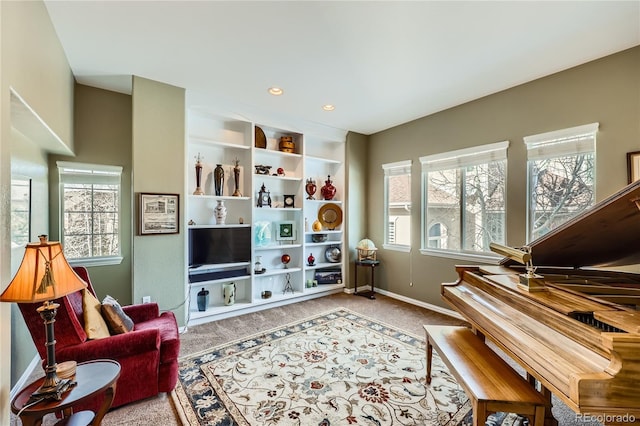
354,259,380,299
11,359,120,426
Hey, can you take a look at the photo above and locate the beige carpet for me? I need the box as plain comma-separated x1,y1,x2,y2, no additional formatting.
10,292,597,425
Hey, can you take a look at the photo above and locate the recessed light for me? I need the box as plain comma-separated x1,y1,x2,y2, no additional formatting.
268,87,283,96
322,104,335,111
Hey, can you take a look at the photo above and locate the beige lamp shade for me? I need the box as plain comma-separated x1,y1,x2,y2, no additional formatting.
0,236,87,303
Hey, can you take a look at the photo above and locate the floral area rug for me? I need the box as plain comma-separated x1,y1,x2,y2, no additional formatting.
173,308,487,425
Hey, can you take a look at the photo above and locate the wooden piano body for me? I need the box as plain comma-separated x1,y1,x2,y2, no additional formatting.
442,180,640,424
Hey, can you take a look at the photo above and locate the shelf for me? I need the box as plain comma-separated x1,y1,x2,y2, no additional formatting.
255,243,302,251
305,199,342,205
188,274,252,286
254,148,302,160
188,224,251,229
189,195,251,201
305,155,342,165
254,267,302,277
189,301,253,319
254,174,303,182
252,290,303,305
305,241,342,248
189,135,251,150
304,262,342,270
304,283,344,294
305,230,342,235
254,207,303,212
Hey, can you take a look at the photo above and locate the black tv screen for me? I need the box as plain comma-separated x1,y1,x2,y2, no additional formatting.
188,227,251,267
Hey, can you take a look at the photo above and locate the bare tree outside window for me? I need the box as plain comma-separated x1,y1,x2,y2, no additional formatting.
427,161,506,254
58,161,122,263
528,153,594,240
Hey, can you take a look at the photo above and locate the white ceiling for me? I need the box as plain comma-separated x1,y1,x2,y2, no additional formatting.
44,1,640,135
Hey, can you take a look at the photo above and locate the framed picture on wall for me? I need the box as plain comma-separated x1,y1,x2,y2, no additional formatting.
138,193,179,235
627,151,640,184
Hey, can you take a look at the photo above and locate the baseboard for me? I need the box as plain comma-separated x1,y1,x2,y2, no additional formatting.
343,287,465,321
11,354,40,401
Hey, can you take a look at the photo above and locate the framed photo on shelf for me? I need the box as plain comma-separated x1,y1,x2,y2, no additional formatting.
275,220,296,242
138,193,179,235
627,151,640,184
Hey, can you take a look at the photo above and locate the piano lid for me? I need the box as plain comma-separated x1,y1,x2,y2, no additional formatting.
503,179,640,269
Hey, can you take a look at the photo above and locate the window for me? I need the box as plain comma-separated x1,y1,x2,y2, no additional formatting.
525,123,597,241
420,141,509,259
11,177,31,248
58,161,123,266
382,160,411,251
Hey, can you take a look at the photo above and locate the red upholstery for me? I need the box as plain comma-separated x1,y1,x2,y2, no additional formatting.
18,266,180,412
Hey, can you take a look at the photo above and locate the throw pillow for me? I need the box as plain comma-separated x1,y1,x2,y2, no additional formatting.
101,295,134,334
82,289,110,339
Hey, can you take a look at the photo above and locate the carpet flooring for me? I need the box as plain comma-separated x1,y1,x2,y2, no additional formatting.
174,307,471,425
10,292,602,425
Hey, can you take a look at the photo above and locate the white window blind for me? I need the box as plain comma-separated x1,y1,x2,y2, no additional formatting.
524,123,598,160
383,160,412,176
57,161,122,185
420,141,509,172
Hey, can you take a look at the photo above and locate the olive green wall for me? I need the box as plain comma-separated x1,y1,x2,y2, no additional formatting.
1,0,74,419
132,76,186,323
367,46,640,310
345,131,369,287
49,84,134,304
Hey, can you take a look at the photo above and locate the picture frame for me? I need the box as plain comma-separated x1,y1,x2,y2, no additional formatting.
275,220,296,241
138,193,179,235
627,151,640,184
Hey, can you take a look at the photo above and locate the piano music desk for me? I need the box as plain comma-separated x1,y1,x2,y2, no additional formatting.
424,325,546,426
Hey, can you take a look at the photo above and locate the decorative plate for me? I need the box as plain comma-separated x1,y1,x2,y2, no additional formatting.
318,203,343,230
255,126,266,148
325,246,342,263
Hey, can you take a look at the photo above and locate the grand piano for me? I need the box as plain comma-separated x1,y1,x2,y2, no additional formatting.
442,180,640,425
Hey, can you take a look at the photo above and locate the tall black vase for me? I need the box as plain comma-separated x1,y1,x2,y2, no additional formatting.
214,164,224,196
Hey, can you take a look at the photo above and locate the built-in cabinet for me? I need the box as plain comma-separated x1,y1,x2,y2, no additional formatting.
185,108,346,325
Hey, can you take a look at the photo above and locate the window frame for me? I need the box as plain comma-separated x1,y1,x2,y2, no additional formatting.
382,160,412,252
419,141,509,263
524,122,598,242
57,161,123,267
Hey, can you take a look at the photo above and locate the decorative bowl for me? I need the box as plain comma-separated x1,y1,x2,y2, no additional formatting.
311,234,328,243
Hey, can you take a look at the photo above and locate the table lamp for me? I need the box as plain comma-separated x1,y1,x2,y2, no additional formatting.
0,235,87,402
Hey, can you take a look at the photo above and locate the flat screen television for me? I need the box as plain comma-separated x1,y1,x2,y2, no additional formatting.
188,227,251,268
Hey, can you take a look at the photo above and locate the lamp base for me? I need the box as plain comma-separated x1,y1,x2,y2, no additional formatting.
28,377,76,404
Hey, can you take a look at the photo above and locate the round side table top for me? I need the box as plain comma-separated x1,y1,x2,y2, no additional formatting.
12,359,121,416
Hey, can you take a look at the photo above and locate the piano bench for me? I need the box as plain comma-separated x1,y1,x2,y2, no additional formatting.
424,325,546,426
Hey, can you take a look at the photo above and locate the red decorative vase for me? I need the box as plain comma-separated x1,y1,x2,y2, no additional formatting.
307,253,315,266
305,178,317,200
320,175,336,200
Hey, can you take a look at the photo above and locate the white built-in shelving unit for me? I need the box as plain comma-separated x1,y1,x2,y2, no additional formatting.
185,108,346,325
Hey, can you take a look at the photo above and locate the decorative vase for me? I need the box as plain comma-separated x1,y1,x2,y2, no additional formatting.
214,164,224,196
214,200,227,224
307,253,315,266
232,158,242,197
320,175,336,200
222,282,236,306
305,178,317,200
193,153,204,195
197,288,209,312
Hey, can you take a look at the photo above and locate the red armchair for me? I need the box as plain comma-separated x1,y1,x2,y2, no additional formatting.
18,266,180,412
